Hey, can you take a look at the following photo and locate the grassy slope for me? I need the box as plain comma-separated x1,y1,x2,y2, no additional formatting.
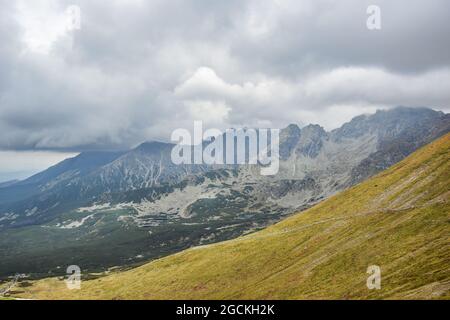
12,133,450,300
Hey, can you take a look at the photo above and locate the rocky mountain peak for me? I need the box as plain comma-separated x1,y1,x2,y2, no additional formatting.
279,124,301,160
331,106,446,142
135,141,173,154
295,124,327,158
300,124,327,139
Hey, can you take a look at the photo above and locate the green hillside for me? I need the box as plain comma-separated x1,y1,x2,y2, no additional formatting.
11,133,450,300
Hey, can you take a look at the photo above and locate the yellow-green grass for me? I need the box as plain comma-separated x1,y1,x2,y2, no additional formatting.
12,133,450,300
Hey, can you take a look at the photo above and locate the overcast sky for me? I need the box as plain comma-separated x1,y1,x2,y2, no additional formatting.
0,0,450,181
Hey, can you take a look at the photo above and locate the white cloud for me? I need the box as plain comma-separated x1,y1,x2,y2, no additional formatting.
0,0,449,155
174,66,450,130
185,100,232,126
15,0,72,54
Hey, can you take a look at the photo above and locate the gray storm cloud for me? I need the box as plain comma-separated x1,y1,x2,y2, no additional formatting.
0,0,449,153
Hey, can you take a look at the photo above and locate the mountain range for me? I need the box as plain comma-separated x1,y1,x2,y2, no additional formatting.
0,106,449,278
10,126,450,299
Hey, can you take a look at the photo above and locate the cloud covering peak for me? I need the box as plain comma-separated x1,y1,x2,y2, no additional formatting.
0,0,449,152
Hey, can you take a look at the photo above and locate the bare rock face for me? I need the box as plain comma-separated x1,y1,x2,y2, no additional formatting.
345,108,450,185
279,124,301,160
295,124,328,158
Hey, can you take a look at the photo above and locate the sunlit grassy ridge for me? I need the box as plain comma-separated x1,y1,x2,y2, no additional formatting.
12,133,450,299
